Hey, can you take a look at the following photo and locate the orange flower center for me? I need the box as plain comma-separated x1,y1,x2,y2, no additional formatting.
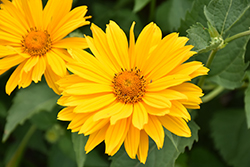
113,68,147,104
22,28,52,56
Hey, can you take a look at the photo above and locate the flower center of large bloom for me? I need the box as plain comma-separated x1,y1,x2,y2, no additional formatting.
22,28,52,56
113,67,147,104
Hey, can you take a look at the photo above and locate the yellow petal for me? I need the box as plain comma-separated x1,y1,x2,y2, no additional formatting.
57,107,76,121
147,74,190,92
134,22,161,69
23,56,39,73
44,65,62,95
67,62,110,84
110,103,133,125
168,101,191,121
19,70,32,89
79,116,109,135
85,123,109,153
137,130,149,164
88,24,120,72
53,37,88,49
64,83,112,95
27,0,43,29
144,115,164,149
106,20,130,69
143,93,171,109
5,62,25,95
45,51,67,77
0,54,26,70
93,102,124,121
132,102,148,130
73,94,116,113
124,123,140,159
158,115,191,137
105,118,129,155
32,56,46,83
67,113,91,130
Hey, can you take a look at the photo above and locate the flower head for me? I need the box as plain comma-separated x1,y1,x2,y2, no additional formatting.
0,0,91,95
57,21,209,163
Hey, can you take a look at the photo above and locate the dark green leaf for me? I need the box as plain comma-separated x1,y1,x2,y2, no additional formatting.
210,109,250,167
244,71,250,128
48,144,77,167
110,121,199,167
3,83,58,142
187,23,222,53
179,0,211,35
0,101,7,117
133,0,150,12
204,0,250,35
156,0,193,32
72,133,88,167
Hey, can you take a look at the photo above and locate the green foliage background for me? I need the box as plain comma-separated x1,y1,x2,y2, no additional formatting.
1,0,250,166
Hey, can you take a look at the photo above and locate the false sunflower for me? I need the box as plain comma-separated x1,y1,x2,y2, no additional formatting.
57,21,209,163
0,0,91,95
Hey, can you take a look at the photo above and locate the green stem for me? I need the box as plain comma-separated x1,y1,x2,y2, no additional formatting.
149,0,156,21
225,29,250,44
202,86,224,103
6,125,36,167
198,48,218,88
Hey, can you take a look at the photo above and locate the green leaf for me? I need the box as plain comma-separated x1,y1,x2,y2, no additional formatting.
0,101,7,117
49,144,77,167
189,147,225,167
3,83,58,142
179,0,211,35
187,23,222,53
207,9,250,89
244,71,250,128
72,133,88,167
133,0,150,13
110,120,199,167
210,109,250,167
204,0,250,35
156,0,193,32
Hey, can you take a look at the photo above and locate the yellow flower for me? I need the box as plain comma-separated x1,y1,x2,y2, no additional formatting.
0,0,91,95
57,21,209,164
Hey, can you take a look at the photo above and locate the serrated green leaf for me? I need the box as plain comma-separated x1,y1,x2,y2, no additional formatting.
3,83,58,142
207,9,250,89
244,71,250,128
187,22,222,53
133,0,150,13
156,0,193,32
179,0,211,35
204,0,250,35
110,121,199,167
72,133,88,167
210,109,250,167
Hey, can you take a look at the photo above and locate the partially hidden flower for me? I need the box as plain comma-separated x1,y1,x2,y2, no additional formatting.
0,0,91,95
57,21,209,164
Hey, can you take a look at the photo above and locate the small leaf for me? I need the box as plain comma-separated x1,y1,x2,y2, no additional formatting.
72,133,88,167
210,109,250,167
133,0,150,13
156,0,193,32
244,71,250,128
204,0,250,35
187,22,222,54
3,83,58,142
110,120,199,167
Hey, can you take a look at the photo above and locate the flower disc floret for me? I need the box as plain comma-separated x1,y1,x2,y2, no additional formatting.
113,67,147,104
22,28,52,56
